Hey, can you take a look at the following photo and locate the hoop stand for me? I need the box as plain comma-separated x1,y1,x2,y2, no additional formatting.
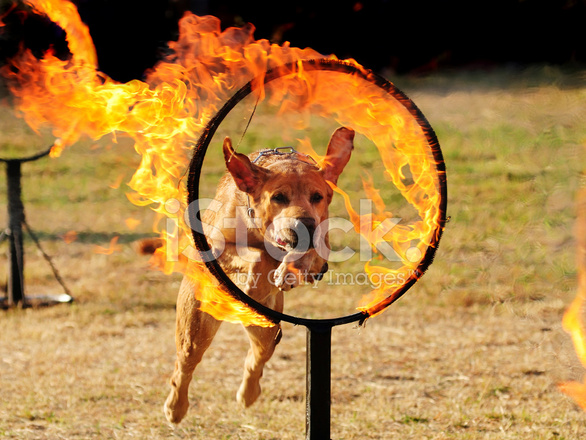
1,147,73,307
306,324,333,439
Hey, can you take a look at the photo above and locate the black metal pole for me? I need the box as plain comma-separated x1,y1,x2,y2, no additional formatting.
306,324,332,440
1,147,52,307
6,160,25,306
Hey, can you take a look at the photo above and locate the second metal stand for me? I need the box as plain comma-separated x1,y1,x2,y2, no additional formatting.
5,159,25,306
1,147,73,307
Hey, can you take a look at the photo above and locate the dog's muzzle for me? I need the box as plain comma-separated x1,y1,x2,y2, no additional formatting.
276,217,316,251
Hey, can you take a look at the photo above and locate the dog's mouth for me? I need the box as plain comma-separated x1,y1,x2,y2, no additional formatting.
274,227,313,252
275,229,298,251
269,217,317,253
275,237,290,250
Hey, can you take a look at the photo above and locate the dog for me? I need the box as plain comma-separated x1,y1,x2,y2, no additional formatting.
163,126,354,424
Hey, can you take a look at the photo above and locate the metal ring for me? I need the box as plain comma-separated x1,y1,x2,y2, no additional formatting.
0,145,53,163
187,59,447,327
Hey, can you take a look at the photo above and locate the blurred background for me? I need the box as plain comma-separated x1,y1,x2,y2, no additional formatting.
1,0,584,82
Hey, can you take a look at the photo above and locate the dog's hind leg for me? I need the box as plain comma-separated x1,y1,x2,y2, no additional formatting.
164,276,222,424
237,291,284,407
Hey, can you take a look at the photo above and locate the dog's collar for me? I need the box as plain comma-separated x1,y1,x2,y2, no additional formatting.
246,147,319,218
251,146,319,168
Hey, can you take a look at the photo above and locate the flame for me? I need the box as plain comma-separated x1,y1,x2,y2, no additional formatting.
559,187,586,409
186,263,274,327
1,0,444,324
124,217,141,231
109,173,126,189
27,0,97,67
0,3,17,27
61,230,77,244
94,236,121,255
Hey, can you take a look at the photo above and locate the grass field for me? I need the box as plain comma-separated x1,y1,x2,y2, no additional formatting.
1,64,585,439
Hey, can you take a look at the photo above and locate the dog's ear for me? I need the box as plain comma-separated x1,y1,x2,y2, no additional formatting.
321,127,355,185
223,136,268,193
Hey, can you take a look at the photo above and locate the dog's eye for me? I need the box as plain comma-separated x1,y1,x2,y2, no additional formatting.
310,192,324,204
271,193,289,204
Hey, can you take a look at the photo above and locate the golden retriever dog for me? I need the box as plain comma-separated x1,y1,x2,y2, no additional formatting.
164,127,354,424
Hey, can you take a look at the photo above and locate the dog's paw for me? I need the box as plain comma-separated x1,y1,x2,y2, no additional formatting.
274,253,326,290
273,262,288,291
274,261,296,291
164,390,189,424
237,381,262,408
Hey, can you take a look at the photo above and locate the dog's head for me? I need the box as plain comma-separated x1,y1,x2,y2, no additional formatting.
223,127,354,256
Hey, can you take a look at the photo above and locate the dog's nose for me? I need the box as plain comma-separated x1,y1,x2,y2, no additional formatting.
280,218,316,250
295,217,316,250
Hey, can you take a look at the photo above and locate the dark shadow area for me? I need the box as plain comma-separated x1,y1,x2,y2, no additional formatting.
218,0,585,74
14,230,156,245
1,0,583,84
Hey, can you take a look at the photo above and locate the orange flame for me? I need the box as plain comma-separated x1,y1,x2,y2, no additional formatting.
186,263,274,327
124,217,141,231
94,236,121,255
559,187,586,409
109,173,126,189
2,0,443,324
61,230,77,244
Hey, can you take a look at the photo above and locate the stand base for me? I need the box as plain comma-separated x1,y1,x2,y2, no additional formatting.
0,293,73,309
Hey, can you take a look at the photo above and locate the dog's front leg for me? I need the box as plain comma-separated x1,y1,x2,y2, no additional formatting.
164,276,222,424
273,251,306,291
274,250,325,291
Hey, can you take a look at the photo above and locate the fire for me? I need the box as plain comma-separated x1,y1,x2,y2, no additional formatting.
108,173,126,189
61,229,77,244
124,217,141,231
559,187,586,409
93,236,121,255
1,0,444,324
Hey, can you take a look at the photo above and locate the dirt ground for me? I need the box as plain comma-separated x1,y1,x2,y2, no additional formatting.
0,293,584,439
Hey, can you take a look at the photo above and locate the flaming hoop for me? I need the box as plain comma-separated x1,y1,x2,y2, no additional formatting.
187,58,448,326
187,59,447,439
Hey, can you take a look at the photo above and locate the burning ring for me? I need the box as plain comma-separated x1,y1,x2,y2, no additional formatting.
187,58,447,326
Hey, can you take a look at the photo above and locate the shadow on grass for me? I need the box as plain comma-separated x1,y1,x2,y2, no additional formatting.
18,230,156,245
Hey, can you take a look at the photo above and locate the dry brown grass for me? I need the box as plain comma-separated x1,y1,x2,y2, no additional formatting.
1,66,586,439
1,301,584,439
